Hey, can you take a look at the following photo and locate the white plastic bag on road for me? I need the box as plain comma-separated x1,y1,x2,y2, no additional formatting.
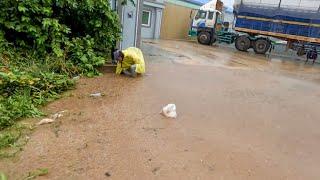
90,93,102,97
37,110,66,125
37,118,55,125
161,104,177,118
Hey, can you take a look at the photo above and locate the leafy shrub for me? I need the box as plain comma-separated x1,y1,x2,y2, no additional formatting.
0,67,75,128
66,36,106,77
0,0,121,72
0,0,121,131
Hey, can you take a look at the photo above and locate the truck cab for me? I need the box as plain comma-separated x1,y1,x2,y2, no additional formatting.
189,9,223,45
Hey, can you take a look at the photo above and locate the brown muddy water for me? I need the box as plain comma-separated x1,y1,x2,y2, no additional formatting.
1,40,320,180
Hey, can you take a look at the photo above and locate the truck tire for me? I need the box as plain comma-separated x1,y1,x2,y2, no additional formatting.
235,35,251,51
197,31,211,45
297,47,306,56
253,38,271,54
211,34,217,44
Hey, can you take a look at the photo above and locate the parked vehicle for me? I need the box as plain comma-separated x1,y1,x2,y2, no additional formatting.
189,0,320,56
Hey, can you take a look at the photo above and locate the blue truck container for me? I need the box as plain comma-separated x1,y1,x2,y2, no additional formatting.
234,1,320,41
232,0,320,54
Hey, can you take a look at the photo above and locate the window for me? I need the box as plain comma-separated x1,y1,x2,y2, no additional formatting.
208,12,214,20
217,12,222,23
195,10,207,20
142,10,151,27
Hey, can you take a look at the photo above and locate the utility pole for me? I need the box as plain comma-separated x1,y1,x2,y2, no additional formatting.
278,0,282,8
299,0,302,7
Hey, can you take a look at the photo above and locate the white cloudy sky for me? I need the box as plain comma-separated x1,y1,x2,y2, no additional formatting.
222,0,235,8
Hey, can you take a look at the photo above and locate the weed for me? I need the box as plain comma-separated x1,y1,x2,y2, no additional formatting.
0,172,7,180
0,132,20,149
24,168,48,180
0,124,31,158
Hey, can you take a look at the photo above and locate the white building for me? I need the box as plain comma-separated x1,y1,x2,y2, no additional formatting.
110,0,144,49
141,0,165,39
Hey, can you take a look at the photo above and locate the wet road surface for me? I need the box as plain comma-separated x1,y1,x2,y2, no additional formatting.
1,40,320,180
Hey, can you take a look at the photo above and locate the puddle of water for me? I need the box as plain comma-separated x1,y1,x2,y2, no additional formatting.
142,40,320,82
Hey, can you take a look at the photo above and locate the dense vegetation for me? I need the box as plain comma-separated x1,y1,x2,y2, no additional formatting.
0,0,121,147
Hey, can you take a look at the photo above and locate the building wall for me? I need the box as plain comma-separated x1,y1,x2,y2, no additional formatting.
141,0,164,39
154,8,163,39
141,6,156,39
114,0,143,49
160,3,197,40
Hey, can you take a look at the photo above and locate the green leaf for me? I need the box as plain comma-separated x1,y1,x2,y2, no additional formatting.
0,172,7,180
21,16,30,22
24,168,48,180
18,5,27,12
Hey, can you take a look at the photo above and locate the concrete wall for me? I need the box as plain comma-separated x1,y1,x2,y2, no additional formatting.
154,8,163,39
141,0,164,39
160,3,197,40
141,6,156,39
116,0,143,49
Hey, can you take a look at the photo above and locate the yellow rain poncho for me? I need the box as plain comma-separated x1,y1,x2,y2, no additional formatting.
116,47,145,75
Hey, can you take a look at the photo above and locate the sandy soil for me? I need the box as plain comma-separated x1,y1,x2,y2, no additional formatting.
1,40,320,180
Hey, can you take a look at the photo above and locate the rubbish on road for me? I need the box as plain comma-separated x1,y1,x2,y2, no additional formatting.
161,104,177,118
37,110,66,125
52,111,65,119
37,118,55,125
72,76,80,81
90,93,103,97
51,111,66,120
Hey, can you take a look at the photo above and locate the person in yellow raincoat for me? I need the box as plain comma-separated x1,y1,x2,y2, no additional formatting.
113,47,145,77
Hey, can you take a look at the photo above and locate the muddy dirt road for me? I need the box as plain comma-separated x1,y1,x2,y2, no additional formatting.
1,40,320,180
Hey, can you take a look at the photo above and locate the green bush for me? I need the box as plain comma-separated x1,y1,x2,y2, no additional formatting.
0,0,121,131
0,0,121,78
0,0,121,69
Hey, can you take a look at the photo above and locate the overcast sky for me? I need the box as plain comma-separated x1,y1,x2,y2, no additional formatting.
222,0,235,8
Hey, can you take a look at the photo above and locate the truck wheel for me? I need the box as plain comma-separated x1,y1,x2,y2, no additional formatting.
253,38,271,54
211,34,217,44
235,35,251,51
197,32,211,45
297,47,306,56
